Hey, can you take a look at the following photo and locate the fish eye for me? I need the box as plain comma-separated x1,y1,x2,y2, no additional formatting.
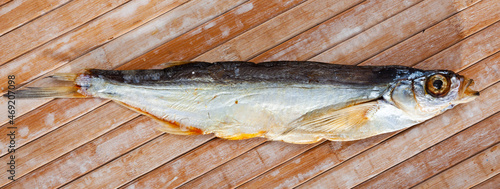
426,74,450,97
433,79,443,90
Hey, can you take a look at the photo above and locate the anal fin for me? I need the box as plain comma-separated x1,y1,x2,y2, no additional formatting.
215,131,266,140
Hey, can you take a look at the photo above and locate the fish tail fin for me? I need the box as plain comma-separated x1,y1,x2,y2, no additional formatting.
4,86,89,98
4,72,91,99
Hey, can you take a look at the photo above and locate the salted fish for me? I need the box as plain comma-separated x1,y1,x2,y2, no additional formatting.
9,61,479,144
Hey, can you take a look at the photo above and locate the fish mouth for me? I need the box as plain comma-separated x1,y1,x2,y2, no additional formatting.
458,76,479,103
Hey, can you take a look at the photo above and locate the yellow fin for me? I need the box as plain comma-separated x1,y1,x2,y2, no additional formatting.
215,131,266,140
284,100,381,140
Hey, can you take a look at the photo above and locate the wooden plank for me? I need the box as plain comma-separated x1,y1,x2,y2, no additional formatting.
178,141,321,188
195,0,365,61
0,0,13,7
3,116,162,189
185,134,390,189
61,133,212,188
472,173,500,189
354,112,500,188
0,0,244,126
0,102,138,186
236,51,499,188
0,0,70,36
414,143,500,189
458,51,500,94
251,0,423,62
296,60,500,188
0,98,106,156
123,138,266,188
0,0,131,65
310,0,481,64
122,0,307,69
360,0,500,67
415,21,500,71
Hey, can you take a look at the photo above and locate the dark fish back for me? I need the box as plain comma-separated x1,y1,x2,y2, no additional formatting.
87,61,426,86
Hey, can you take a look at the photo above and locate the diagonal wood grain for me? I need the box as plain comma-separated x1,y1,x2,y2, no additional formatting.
122,138,267,188
195,0,364,61
354,112,500,188
0,0,70,36
310,0,481,64
360,0,500,67
471,173,500,189
414,143,500,189
122,0,307,69
178,140,324,188
0,98,106,156
252,0,423,62
415,20,500,71
0,0,13,7
0,0,131,65
0,103,138,186
61,133,213,188
3,116,162,189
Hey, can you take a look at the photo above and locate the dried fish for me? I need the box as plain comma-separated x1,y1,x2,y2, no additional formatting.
8,61,479,144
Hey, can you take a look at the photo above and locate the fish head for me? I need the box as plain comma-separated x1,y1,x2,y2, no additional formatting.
388,70,479,120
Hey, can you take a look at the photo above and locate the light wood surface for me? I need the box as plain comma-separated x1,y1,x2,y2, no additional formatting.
1,0,498,188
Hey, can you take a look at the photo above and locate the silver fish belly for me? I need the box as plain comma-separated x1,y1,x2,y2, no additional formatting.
10,61,479,144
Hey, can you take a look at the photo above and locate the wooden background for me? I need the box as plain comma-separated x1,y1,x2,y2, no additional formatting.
0,0,499,188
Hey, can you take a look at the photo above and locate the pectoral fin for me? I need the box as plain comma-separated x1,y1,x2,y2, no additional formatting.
283,100,415,141
288,100,378,132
